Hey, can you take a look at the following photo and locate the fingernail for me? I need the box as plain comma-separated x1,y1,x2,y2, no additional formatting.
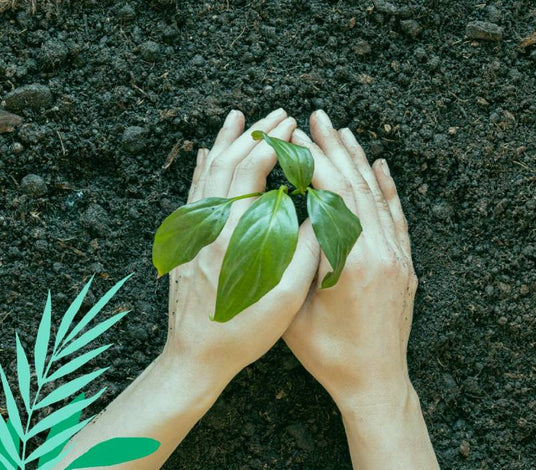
293,129,312,142
224,109,239,124
381,159,390,176
314,109,333,128
268,107,286,118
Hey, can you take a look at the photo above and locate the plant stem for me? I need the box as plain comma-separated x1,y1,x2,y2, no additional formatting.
20,345,59,467
230,192,263,202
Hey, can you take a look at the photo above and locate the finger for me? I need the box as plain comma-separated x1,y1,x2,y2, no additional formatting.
337,126,397,240
202,108,288,198
291,128,354,281
188,148,209,203
307,113,382,238
372,159,412,259
227,117,297,199
208,109,245,159
224,117,297,228
291,129,357,213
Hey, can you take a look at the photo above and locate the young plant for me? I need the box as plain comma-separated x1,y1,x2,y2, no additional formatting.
0,275,160,469
153,131,362,322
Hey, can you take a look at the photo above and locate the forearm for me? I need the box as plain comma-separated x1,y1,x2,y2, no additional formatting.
54,351,229,469
338,385,439,470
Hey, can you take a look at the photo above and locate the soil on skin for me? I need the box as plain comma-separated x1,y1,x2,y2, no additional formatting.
1,1,535,469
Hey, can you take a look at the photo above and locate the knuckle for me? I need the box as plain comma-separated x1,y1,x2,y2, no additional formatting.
234,159,255,178
373,191,389,211
379,250,400,275
401,215,409,232
410,272,419,290
352,176,370,194
382,178,398,200
208,157,225,173
342,180,354,197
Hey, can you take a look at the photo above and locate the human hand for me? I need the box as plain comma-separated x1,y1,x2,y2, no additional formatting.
283,110,417,409
283,111,438,469
163,108,319,387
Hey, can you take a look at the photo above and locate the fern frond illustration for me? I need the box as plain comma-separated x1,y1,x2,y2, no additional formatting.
0,274,160,469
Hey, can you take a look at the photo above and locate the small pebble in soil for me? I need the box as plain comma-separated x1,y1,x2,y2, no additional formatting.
20,174,47,196
122,126,148,153
39,39,69,68
354,39,371,55
428,56,440,70
3,84,53,113
373,0,398,15
370,140,384,156
414,47,427,61
486,5,502,23
11,142,24,154
0,109,23,133
80,203,110,237
118,4,135,21
431,203,453,221
139,41,161,62
400,19,423,38
286,423,314,451
311,97,324,109
191,54,206,66
465,21,503,42
459,440,470,458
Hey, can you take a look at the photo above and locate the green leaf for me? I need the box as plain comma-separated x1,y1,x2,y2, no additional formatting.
28,391,104,439
65,437,161,469
36,290,52,386
152,197,234,277
37,394,86,468
54,312,129,361
16,333,31,412
54,277,94,354
0,417,21,468
0,365,24,440
214,188,299,322
0,451,15,470
59,274,133,349
26,416,93,464
47,344,112,383
38,444,74,470
307,188,362,288
35,369,108,410
252,130,314,194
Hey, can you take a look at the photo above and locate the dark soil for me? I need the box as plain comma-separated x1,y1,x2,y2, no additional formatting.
1,1,535,469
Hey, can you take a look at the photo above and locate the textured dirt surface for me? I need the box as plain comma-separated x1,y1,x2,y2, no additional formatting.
1,1,535,469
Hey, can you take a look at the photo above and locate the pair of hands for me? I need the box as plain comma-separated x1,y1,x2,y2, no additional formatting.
164,108,417,410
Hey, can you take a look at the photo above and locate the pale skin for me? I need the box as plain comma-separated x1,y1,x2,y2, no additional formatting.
54,109,439,469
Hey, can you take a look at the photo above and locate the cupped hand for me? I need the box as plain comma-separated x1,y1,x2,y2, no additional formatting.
284,110,418,410
164,109,320,385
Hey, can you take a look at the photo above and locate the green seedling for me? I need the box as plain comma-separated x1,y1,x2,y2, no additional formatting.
153,131,362,322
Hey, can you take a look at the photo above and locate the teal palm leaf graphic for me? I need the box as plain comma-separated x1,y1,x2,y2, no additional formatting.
0,274,159,469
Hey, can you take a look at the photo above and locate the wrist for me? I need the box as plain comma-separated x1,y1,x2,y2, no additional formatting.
331,373,413,415
154,348,231,415
337,381,419,427
338,384,439,469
